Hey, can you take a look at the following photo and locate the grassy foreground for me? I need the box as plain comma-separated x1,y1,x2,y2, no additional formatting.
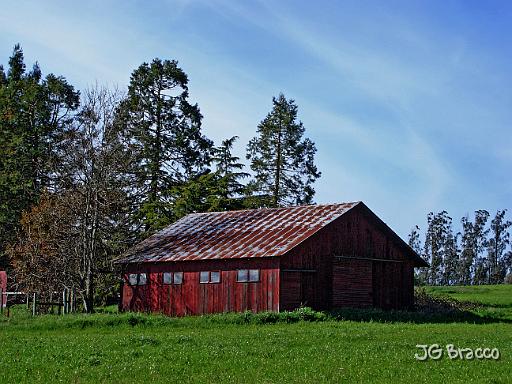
1,286,511,383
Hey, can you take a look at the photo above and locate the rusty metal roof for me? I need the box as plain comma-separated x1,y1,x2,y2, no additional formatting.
117,202,361,264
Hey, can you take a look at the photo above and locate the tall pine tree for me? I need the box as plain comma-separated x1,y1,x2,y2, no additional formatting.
117,58,213,232
246,93,320,207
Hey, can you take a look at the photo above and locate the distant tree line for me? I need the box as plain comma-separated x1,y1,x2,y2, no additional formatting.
0,45,321,311
409,209,512,286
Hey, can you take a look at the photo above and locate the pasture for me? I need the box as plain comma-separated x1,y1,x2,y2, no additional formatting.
0,285,511,383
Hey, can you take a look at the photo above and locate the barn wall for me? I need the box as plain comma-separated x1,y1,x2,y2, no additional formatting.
280,205,416,311
121,258,279,316
329,207,415,309
279,225,338,311
332,258,373,307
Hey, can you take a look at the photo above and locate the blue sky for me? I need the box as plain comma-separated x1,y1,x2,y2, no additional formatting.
1,0,511,238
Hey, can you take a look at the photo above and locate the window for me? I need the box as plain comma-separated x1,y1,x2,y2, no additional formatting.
237,269,260,282
174,272,183,285
237,269,248,282
128,274,138,286
200,271,221,283
128,273,147,286
200,271,210,283
138,273,147,285
210,271,220,283
163,272,184,285
163,272,172,285
249,269,260,282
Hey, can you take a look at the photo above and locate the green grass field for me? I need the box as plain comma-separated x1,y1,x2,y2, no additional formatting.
1,285,511,383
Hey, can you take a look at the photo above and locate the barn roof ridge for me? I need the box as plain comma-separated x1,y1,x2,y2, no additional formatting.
186,201,363,216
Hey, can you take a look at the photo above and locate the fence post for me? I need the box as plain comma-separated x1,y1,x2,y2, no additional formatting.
62,290,66,315
26,294,29,310
32,292,37,316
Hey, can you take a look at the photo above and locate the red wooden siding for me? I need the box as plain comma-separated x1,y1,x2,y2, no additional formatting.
121,258,279,316
332,258,373,307
279,204,416,311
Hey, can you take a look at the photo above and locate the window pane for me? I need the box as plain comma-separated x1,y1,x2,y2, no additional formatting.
200,271,209,283
163,272,172,285
138,273,147,285
237,269,248,282
210,271,220,283
249,269,260,282
128,274,138,286
173,272,183,285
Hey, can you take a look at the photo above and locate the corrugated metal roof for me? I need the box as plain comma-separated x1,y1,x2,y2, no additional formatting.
117,202,361,264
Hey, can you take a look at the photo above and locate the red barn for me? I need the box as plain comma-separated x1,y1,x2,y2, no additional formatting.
116,202,427,315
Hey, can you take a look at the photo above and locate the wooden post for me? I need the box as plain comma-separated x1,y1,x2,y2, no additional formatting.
50,292,53,315
70,289,74,313
62,290,66,315
26,293,29,310
32,292,36,316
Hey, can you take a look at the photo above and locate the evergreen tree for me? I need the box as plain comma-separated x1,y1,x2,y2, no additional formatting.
212,136,249,209
168,136,251,218
117,58,213,232
246,93,320,207
0,45,79,267
487,210,511,284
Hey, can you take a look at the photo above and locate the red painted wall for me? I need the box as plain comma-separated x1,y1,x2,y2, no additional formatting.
0,271,6,308
121,258,279,316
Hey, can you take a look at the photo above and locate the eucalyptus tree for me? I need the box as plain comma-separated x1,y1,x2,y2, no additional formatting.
487,210,511,283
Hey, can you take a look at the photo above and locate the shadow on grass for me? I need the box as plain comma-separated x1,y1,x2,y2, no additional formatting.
329,289,512,325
